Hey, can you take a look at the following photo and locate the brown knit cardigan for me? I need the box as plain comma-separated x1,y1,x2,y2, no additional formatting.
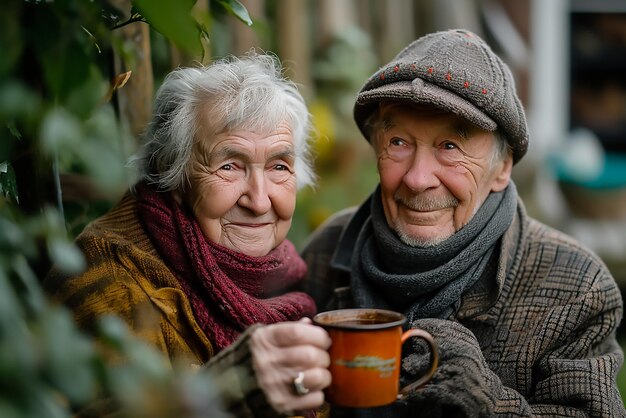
43,192,313,418
301,199,626,417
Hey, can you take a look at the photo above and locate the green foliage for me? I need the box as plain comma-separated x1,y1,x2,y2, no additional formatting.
0,162,18,202
0,0,252,417
133,0,204,57
0,205,230,417
215,0,252,26
287,27,380,245
312,26,378,137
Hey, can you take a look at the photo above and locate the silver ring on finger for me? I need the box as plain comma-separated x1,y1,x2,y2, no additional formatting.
293,371,310,396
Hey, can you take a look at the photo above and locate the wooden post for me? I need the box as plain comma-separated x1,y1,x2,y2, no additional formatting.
109,0,154,139
315,0,356,48
276,0,313,98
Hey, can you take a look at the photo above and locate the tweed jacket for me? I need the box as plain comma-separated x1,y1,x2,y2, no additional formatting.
43,192,304,418
301,198,626,417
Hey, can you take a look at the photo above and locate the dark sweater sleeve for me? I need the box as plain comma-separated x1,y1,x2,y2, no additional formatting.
401,277,625,418
202,324,283,418
300,208,356,311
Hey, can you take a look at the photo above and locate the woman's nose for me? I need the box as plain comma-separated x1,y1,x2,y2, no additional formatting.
238,170,272,214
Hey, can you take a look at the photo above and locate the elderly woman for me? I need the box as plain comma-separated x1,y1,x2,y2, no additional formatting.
44,53,331,417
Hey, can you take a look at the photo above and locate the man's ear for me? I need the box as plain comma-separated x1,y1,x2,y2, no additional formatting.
491,153,513,192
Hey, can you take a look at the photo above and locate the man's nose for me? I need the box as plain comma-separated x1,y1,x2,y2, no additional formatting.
402,150,441,192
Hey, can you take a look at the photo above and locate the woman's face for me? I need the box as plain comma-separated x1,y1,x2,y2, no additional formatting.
179,120,297,257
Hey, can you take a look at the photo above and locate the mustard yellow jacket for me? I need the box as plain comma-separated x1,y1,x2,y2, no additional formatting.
44,192,307,418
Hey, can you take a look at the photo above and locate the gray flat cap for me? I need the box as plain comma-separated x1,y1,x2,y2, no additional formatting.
354,29,529,164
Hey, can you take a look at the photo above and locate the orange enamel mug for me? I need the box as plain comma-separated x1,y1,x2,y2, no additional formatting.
313,308,438,408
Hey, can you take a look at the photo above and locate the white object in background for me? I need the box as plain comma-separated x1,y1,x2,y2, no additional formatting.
558,128,605,183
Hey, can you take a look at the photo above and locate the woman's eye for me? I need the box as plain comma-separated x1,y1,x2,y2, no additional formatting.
220,163,233,170
442,142,458,150
390,137,405,146
275,164,288,171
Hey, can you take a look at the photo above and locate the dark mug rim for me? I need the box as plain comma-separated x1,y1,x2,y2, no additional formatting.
312,308,406,331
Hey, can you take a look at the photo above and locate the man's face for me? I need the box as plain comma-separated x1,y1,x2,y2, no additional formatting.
178,116,297,257
372,103,512,246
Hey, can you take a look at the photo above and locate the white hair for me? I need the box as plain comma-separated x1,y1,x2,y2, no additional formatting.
128,52,315,191
490,130,512,169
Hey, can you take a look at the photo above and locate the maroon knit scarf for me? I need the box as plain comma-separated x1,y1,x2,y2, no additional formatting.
135,183,317,351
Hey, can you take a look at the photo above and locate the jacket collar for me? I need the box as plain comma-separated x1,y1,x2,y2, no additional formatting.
330,192,373,272
456,197,525,320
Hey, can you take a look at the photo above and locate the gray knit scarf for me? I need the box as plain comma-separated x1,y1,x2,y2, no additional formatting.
351,182,517,321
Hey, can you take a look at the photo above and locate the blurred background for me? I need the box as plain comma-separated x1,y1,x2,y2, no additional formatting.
1,0,626,414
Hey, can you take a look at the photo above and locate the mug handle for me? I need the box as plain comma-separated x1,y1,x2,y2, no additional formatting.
398,329,439,396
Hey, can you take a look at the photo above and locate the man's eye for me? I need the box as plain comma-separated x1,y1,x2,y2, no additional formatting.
220,163,233,170
442,142,458,150
275,164,288,171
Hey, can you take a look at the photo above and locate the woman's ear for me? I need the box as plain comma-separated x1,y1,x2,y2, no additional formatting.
491,153,513,192
171,189,183,205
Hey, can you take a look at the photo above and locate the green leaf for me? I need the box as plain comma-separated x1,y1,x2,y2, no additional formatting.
0,267,22,325
12,255,46,314
0,161,18,203
216,0,252,26
0,0,24,79
0,81,41,120
65,65,108,118
78,139,127,196
6,121,22,141
40,109,83,153
0,402,22,418
39,307,97,404
39,37,92,103
47,237,86,275
0,217,23,252
132,0,202,56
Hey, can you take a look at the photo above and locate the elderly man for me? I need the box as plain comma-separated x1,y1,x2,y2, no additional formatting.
302,29,625,417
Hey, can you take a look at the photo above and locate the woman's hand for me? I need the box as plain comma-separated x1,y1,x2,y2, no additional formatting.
250,318,332,415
